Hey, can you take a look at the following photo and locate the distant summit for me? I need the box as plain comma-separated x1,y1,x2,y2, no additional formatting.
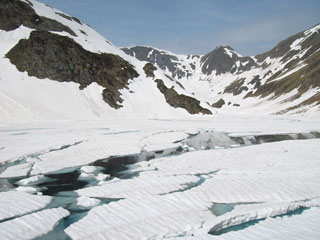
123,23,320,115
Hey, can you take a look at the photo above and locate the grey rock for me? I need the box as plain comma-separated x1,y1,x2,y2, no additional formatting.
155,79,212,115
6,31,139,109
0,0,76,36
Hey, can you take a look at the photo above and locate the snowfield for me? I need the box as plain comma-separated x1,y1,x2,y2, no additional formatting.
0,0,214,124
1,116,320,239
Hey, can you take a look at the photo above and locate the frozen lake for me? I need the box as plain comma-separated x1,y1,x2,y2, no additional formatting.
1,115,320,239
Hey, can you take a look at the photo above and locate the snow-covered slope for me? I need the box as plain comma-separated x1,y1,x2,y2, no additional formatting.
123,24,320,115
1,0,319,124
0,0,213,124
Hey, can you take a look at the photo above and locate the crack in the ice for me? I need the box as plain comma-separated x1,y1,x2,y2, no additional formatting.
0,194,74,223
0,128,52,133
160,170,219,196
293,196,320,203
26,163,36,178
0,158,28,176
10,132,27,136
36,197,123,240
0,206,53,224
48,141,83,153
208,205,311,236
210,218,264,235
0,141,85,178
139,130,187,152
102,130,141,135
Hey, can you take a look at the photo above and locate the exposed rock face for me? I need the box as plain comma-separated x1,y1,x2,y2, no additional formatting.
211,99,225,108
254,50,320,104
122,46,199,79
55,12,82,25
0,0,76,36
143,63,157,78
248,75,262,89
155,79,212,115
201,46,256,75
224,78,248,96
6,31,139,109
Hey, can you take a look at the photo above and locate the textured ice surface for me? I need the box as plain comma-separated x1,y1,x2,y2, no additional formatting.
0,207,69,240
0,191,51,221
65,138,320,239
0,116,320,239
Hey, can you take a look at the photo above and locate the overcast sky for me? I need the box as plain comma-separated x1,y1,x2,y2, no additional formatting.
39,0,319,56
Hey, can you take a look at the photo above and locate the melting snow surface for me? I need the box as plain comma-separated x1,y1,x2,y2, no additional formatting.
0,191,51,221
0,208,69,240
0,116,319,239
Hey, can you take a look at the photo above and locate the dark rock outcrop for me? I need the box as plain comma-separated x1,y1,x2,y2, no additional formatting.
143,63,157,78
155,79,212,115
211,99,225,108
224,78,248,96
6,30,139,109
165,74,185,90
248,75,262,89
0,0,76,36
55,12,82,25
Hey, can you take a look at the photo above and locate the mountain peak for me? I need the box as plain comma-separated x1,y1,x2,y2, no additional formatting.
200,45,253,75
215,45,235,51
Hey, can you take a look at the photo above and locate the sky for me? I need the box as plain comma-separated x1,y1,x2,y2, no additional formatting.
38,0,320,56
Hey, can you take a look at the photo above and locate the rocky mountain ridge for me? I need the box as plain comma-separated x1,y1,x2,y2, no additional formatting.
0,0,213,123
122,24,320,114
122,46,200,80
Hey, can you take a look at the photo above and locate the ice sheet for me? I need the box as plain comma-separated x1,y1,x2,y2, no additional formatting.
65,139,320,239
0,191,51,221
0,207,69,240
